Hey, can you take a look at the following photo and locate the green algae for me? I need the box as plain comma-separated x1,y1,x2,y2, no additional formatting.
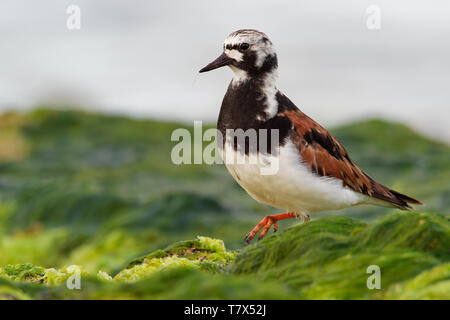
0,236,237,286
0,285,31,300
0,267,296,300
384,263,450,299
350,212,450,259
43,265,91,286
117,236,237,281
1,215,448,299
230,212,450,299
0,263,45,283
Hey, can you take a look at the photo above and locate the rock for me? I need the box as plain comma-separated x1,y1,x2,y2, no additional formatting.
0,213,448,299
116,236,237,281
0,263,45,283
230,212,450,299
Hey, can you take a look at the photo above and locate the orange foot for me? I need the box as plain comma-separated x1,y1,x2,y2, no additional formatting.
245,213,298,244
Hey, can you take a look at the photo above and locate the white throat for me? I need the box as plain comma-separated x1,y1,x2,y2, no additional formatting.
229,65,249,85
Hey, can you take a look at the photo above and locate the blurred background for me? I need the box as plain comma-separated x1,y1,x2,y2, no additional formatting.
0,0,449,299
1,0,450,141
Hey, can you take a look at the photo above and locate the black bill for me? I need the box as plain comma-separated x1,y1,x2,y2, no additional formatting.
199,52,234,73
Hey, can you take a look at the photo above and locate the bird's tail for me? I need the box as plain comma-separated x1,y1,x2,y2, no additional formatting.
388,189,423,210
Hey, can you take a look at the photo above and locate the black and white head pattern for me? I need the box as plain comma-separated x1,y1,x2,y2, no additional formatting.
223,29,278,78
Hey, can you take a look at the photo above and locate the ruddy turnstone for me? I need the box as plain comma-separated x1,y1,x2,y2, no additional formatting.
199,29,422,244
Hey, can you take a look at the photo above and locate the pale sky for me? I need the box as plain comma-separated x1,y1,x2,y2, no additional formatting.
1,0,449,142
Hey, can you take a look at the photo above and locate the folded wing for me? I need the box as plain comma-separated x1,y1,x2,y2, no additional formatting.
279,108,422,210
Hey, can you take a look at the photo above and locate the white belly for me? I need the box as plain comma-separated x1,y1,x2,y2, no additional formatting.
221,140,367,214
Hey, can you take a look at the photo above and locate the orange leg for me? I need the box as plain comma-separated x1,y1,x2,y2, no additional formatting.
245,213,297,244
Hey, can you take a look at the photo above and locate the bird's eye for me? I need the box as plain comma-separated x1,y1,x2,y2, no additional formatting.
240,43,250,51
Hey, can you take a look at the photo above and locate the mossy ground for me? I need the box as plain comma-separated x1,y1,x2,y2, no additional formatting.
230,212,449,299
1,213,448,299
0,109,449,299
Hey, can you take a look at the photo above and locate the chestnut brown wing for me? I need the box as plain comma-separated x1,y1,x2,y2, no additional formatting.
280,109,422,209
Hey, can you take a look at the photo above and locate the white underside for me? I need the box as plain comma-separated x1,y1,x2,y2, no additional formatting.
221,140,371,215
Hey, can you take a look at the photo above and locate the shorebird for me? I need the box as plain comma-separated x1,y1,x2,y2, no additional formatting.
199,29,422,244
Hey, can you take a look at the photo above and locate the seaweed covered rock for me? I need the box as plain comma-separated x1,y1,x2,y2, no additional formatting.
0,282,31,300
351,212,450,259
384,263,450,299
0,263,45,283
230,212,450,299
43,265,91,286
0,263,91,286
115,236,236,281
0,237,294,300
0,267,297,300
0,214,448,299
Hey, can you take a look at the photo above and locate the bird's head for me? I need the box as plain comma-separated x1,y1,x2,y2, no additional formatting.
199,29,277,78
